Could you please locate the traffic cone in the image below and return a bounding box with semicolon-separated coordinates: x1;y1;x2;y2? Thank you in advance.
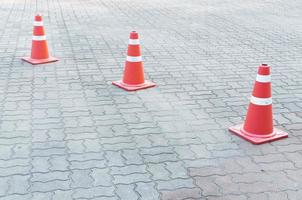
22;14;58;65
112;31;155;91
229;64;288;144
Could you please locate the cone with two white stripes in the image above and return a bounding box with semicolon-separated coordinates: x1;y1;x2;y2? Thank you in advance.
229;64;288;144
22;14;58;65
112;31;155;91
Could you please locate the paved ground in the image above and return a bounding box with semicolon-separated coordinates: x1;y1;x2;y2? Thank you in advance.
0;0;302;199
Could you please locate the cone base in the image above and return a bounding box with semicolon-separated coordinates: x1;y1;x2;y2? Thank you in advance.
229;124;288;145
22;56;58;65
112;80;156;91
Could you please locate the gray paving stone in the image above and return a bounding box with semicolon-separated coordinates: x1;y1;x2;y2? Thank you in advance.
122;149;143;165
113;173;151;184
49;155;69;171
147;163;170;181
31;192;53;200
105;151;125;167
84;139;102;152
69;152;104;161
70;159;106;170
52;190;73;200
91;168;112;187
72;186;115;199
135;182;160;200
144;153;179;163
194;176;222;196
0;165;31;177
111;165;147;175
115;184;139;200
0;145;12;160
210;194;248;200
67;140;85;154
157;178;196;190
0;177;10;196
31;157;51;173
31;180;71;192
165;161;188;179
90;197;118;200
161;188;202;200
32;148;66;157
0;194;32;200
173;145;197;160
31;171;69;182
71;169;93;188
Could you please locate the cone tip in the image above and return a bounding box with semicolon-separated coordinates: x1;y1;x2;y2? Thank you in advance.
258;64;270;75
35;14;42;21
130;31;139;39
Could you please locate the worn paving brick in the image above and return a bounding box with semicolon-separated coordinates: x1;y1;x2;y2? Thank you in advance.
72;186;115;199
71;169;93;188
161;188;203;200
135;182;160;200
147;163;170;181
165;161;188;179
52;190;73;200
0;177;10;196
31;180;71;192
157;178;196;190
113;173;151;184
91;168;112;187
115;184;139;200
111;164;147;175
31;192;53;200
70;159;106;170
122;149;143;165
31;171;69;182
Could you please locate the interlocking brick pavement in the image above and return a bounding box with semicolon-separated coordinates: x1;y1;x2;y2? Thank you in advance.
0;0;302;199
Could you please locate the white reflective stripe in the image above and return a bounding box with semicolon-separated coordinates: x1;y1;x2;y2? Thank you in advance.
250;96;272;106
32;35;46;41
126;56;142;62
256;74;271;83
33;21;44;26
128;39;140;45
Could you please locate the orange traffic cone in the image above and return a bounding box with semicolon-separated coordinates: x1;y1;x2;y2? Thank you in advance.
22;14;58;65
112;31;155;91
229;64;288;144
